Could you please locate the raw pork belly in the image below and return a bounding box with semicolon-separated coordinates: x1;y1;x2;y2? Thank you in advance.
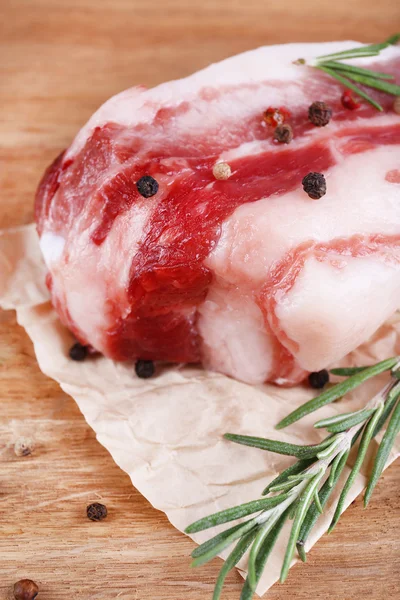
35;41;400;385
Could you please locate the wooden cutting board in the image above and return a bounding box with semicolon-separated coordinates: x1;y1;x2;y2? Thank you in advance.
1;1;399;598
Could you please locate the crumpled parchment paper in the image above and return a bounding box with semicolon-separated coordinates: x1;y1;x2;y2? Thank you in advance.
1;223;399;596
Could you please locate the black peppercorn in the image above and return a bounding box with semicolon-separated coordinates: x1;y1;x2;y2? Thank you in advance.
87;502;108;521
273;124;293;144
69;342;88;361
136;175;159;198
302;172;326;199
308;369;330;389
308;101;332;127
135;359;155;379
13;579;39;600
14;437;35;457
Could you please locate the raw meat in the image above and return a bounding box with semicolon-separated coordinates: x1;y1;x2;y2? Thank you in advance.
35;41;400;385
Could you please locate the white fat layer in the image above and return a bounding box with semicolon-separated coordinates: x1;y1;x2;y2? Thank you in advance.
49;202;152;352
39;232;65;267
219;140;270;163
275;257;400;371
197;281;275;384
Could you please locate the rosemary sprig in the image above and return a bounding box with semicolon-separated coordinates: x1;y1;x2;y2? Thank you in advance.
297;34;400;111
223;432;334;459
186;358;400;599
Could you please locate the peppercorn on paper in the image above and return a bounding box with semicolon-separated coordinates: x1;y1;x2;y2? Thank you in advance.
1;223;399;596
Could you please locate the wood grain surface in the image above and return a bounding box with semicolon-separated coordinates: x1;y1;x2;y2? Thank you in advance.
1;1;400;598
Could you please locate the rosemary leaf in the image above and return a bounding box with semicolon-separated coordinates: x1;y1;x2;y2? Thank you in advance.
316;66;384;111
313;490;323;514
330;366;368;376
351;426;364;447
288;472;315;482
212;529;258;600
262;458;315;495
315;408;368;428
329;403;385;532
247;514;280;590
364;399;400;506
316;435;342;459
373;382;400;436
319;60;395;80
191;522;245;558
191;519;257;567
385;33;400;45
281;471;324;582
297;541;307;563
268;480;301;493
240;509;290;600
325;408;376;434
288;497;300;520
328;448;349;487
316;49;382;62
185;494;288;534
296;449;350;557
337;70;400;95
276;357;398;429
224;433;333;459
315;34;399;62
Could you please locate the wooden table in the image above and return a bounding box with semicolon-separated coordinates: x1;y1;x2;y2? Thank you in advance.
1;1;399;598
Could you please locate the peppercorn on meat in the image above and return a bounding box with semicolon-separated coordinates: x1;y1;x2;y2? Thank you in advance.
35;41;400;385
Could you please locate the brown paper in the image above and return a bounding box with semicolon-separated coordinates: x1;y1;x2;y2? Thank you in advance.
1;223;399;596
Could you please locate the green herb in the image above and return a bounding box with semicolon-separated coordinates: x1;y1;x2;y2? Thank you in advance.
212;529;257;600
314;407;376;432
186;494;289;535
276;356;398;429
240;509;290;600
262;458;315;495
330;365;368;376
365;385;400;505
186;358;400;599
223;432;334;459
328;401;384;532
296;34;400;111
297;448;350;560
